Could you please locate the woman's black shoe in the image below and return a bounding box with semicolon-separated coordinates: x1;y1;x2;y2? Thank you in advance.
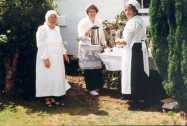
121;95;132;100
128;100;145;110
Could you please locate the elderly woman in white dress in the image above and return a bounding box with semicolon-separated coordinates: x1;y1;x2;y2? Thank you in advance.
78;4;106;96
116;0;150;108
36;10;71;107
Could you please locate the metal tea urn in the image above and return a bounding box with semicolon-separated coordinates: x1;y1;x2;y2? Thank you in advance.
90;25;100;45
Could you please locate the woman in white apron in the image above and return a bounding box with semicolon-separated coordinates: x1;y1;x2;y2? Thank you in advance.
78;4;106;96
36;10;71;107
116;0;150;108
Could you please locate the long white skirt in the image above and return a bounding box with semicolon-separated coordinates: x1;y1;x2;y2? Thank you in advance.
36;47;71;97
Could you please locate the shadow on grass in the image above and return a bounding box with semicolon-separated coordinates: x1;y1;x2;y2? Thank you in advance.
0;71;173;116
0;82;108;116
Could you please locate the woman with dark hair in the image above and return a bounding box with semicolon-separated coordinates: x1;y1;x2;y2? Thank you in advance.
78;4;106;96
115;0;150;108
86;4;99;14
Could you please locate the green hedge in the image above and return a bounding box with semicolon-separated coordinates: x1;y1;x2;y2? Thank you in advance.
150;0;187;105
0;0;54;98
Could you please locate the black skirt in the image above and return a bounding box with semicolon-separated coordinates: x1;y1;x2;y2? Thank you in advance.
131;43;149;101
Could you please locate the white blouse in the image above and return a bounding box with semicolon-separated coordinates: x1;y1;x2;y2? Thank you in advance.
36;24;67;59
123;16;147;45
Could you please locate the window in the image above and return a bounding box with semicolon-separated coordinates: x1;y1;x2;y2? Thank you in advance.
138;0;150;9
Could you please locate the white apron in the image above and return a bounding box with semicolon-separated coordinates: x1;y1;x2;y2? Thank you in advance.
121;16;149;94
121;41;149;94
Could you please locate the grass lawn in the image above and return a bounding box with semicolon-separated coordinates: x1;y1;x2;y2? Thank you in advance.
0;76;186;126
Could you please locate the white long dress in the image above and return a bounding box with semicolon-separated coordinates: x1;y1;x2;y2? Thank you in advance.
36;24;71;97
121;16;149;94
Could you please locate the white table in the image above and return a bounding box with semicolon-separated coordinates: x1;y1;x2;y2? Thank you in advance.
99;47;124;71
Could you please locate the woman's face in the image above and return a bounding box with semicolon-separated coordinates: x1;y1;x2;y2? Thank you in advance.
87;9;97;20
124;5;136;20
48;14;57;27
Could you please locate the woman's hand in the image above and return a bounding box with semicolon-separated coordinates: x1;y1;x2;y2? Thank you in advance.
43;59;51;69
115;39;127;45
85;29;92;37
64;54;70;63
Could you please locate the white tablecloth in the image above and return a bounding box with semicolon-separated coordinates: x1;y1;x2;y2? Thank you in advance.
99;47;124;71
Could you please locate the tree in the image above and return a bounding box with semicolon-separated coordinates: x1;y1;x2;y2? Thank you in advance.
179;0;187;103
164;0;184;97
149;0;169;79
0;34;7;91
150;0;187;105
0;0;54;97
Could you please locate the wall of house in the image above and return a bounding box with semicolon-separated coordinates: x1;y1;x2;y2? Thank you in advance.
55;0;124;56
